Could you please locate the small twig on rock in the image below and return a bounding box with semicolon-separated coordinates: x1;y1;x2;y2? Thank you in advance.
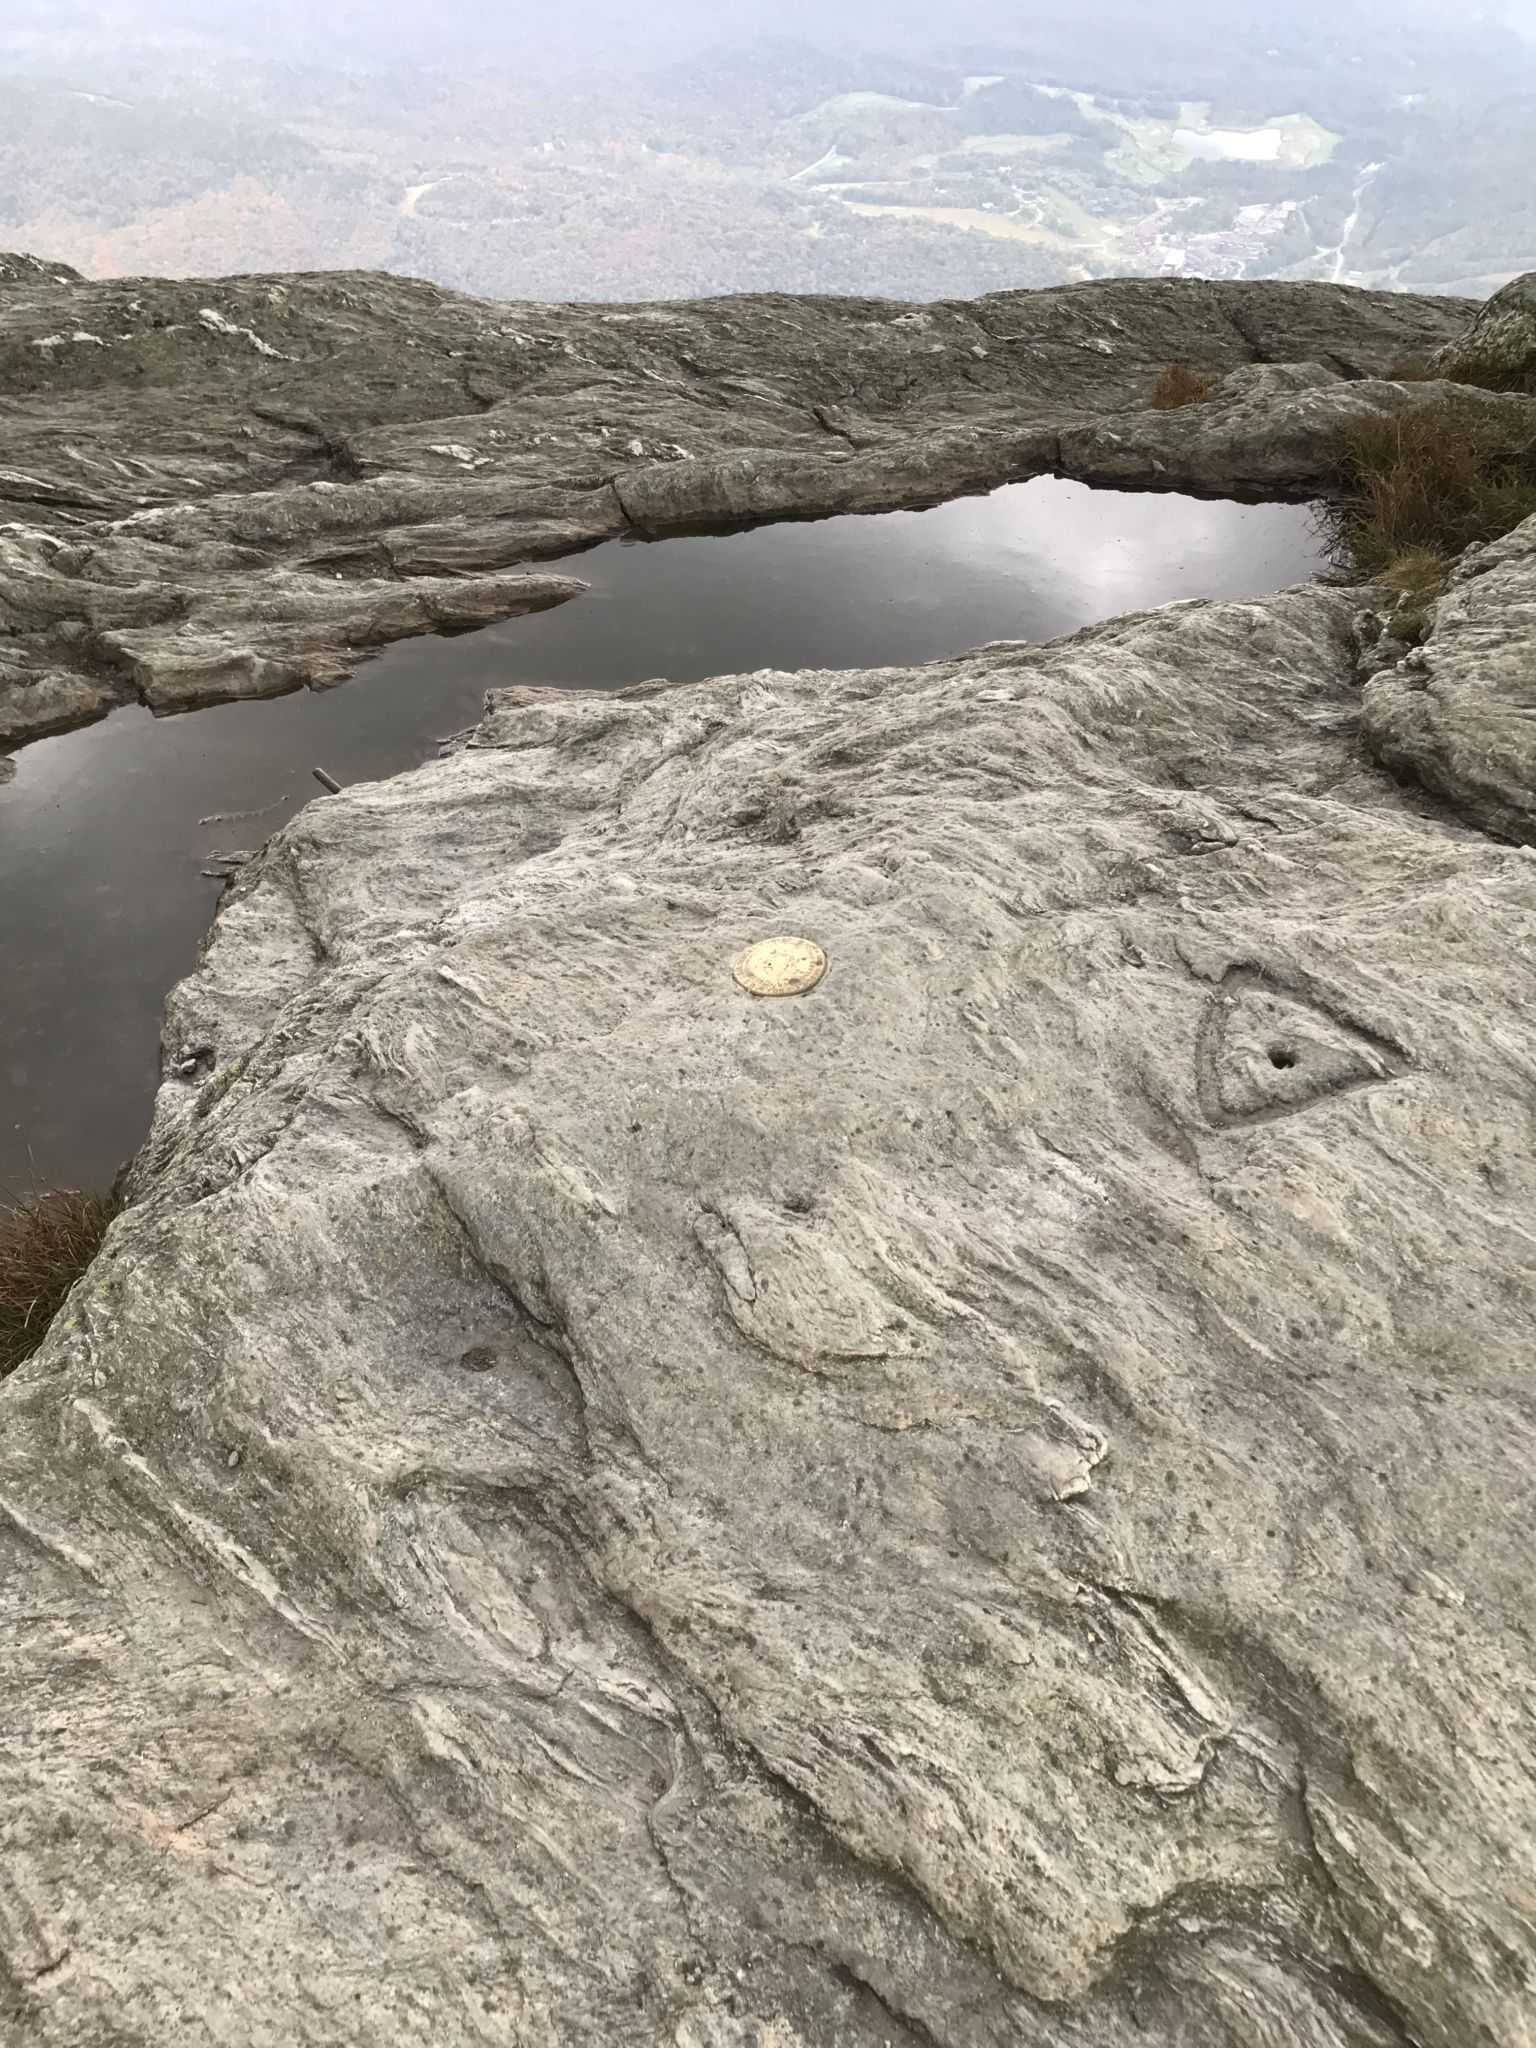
198;795;287;826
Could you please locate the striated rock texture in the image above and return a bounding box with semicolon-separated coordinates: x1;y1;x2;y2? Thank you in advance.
0;260;1503;751
5;529;1536;2043
1363;512;1536;842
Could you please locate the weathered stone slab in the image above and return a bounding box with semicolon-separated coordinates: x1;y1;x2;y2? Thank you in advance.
0;266;1494;751
5;575;1534;2046
1364;512;1536;842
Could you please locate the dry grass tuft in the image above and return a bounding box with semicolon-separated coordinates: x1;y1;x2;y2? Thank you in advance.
1390;343;1536;397
1437;346;1536;398
1316;404;1536;619
0;1187;116;1381
1148;363;1218;410
1376;545;1452;602
1374;545;1454;643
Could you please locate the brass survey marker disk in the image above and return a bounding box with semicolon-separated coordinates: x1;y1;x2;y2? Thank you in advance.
732;936;828;998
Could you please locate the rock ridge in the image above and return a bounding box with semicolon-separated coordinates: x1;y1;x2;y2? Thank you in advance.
5;521;1536;2042
3;264;1536;2046
0;264;1500;751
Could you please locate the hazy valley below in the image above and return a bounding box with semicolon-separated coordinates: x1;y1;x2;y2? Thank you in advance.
2;0;1533;302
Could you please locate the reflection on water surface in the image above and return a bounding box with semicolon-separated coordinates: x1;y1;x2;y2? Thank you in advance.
0;478;1324;1189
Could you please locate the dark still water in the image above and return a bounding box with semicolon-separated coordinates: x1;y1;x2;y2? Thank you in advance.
0;479;1325;1192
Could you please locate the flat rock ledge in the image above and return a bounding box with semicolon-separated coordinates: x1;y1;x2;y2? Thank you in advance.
0;263;1513;753
5;528;1536;2045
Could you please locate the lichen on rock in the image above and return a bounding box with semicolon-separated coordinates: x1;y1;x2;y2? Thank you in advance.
1430;267;1536;392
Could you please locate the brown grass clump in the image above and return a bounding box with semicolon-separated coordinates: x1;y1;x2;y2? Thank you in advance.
1316;404;1536;610
0;1187;115;1381
1437;346;1536;398
1148;363;1218;410
1376;545;1452;602
1386;351;1535;395
1374;545;1454;643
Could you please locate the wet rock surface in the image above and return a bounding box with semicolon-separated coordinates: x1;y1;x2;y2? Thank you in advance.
0;263;1491;752
5;551;1536;2042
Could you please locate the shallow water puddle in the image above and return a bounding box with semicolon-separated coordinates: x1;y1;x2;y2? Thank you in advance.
0;478;1324;1189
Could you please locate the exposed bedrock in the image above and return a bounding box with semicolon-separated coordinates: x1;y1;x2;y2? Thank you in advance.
0;263;1514;752
1363;511;1536;842
1430;268;1536;392
5;553;1536;2044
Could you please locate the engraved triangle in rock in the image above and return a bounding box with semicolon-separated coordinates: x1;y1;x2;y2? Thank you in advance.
1198;974;1406;1128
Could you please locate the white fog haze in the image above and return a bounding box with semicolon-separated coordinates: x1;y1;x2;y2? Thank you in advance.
0;0;1532;301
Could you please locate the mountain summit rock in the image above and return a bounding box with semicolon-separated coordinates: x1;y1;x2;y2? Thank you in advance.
2;266;1535;2048
0;263;1484;751
1432;266;1536;391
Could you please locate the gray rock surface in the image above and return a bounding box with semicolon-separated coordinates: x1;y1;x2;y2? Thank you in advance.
1430;268;1536;391
0;263;1500;755
1364;512;1536;841
5;549;1536;2042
